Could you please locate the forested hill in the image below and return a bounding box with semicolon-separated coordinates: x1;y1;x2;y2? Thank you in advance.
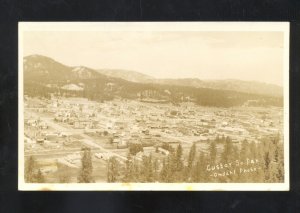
152;78;283;97
23;55;283;107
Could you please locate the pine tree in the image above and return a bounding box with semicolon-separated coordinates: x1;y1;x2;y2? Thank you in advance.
168;153;177;182
123;154;134;182
188;143;196;169
191;160;200;182
249;141;257;159
247;141;260;183
276;158;284;183
141;155;154;182
133;159;142;182
238;140;250;182
36;169;45;183
209;140;217;165
271;135;284;183
221;136;233;163
186;143;198;182
263;151;271;182
255;141;266;182
240;139;249;159
269;161;280;182
25;156;36;183
160;159;168;182
152;158;160;181
78;147;93;183
230;145;240;182
175;144;183;171
193;152;209;182
107;156;119;183
276;140;284;182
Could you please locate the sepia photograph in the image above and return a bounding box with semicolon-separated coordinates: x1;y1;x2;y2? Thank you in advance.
18;22;289;191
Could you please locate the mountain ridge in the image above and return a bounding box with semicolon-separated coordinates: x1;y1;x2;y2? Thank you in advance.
152;78;282;97
23;55;283;108
24;54;282;97
97;69;155;83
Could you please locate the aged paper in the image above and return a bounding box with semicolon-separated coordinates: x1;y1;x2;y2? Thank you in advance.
18;22;289;191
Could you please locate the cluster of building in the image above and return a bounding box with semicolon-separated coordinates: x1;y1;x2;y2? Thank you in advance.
24;96;283;153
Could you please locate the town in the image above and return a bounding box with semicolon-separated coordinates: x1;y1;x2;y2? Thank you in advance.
24;95;283;183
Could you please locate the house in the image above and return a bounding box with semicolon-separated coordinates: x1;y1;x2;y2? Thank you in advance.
38;122;48;129
74;119;93;129
157;147;169;156
36;137;44;144
45;133;59;142
26;119;37;127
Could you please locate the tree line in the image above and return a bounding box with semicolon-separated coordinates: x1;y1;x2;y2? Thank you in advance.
24;79;283;108
24;134;283;183
106;134;284;183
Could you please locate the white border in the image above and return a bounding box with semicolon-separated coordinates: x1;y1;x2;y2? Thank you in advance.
18;22;290;191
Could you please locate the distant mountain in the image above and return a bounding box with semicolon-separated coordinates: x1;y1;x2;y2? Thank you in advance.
24;55;106;83
97;69;154;83
152;78;283;97
94;69;282;97
23;55;283;108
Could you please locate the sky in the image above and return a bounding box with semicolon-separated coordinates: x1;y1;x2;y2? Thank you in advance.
23;31;284;86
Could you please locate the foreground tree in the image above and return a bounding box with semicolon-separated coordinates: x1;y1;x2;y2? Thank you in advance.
107;157;120;183
36;169;45;183
141;155;154;182
220;136;234;163
25;156;36;183
160;159;169;182
25;156;45;183
123;154;134;182
188;143;196;169
209;140;217;165
191;152;209;182
175;144;183;171
78;147;93;183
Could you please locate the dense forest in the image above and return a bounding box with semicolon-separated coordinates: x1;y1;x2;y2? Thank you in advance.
24;81;283;108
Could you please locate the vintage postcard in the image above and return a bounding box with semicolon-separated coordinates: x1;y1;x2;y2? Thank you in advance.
18;22;289;191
